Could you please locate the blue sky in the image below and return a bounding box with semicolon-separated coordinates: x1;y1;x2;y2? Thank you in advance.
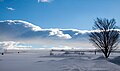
0;0;120;30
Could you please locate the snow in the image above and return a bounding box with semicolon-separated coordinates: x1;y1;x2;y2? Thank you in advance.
0;49;120;71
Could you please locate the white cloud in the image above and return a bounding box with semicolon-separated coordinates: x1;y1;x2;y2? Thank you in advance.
38;0;53;3
13;20;42;31
49;29;72;39
0;41;32;49
0;41;19;49
6;7;15;11
1;20;42;31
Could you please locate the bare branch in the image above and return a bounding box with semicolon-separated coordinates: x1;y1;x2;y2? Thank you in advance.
89;18;120;58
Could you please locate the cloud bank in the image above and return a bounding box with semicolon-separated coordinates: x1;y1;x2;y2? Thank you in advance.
0;20;42;31
0;20;119;49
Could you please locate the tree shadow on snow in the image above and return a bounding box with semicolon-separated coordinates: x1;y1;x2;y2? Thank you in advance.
108;56;120;66
0;59;2;61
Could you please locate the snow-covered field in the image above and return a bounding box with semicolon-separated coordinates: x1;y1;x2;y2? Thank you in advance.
0;49;120;71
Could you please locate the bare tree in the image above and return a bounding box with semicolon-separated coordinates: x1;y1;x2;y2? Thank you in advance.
89;18;120;58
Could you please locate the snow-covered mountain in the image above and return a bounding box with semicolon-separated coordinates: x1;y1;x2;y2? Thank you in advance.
0;20;92;40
